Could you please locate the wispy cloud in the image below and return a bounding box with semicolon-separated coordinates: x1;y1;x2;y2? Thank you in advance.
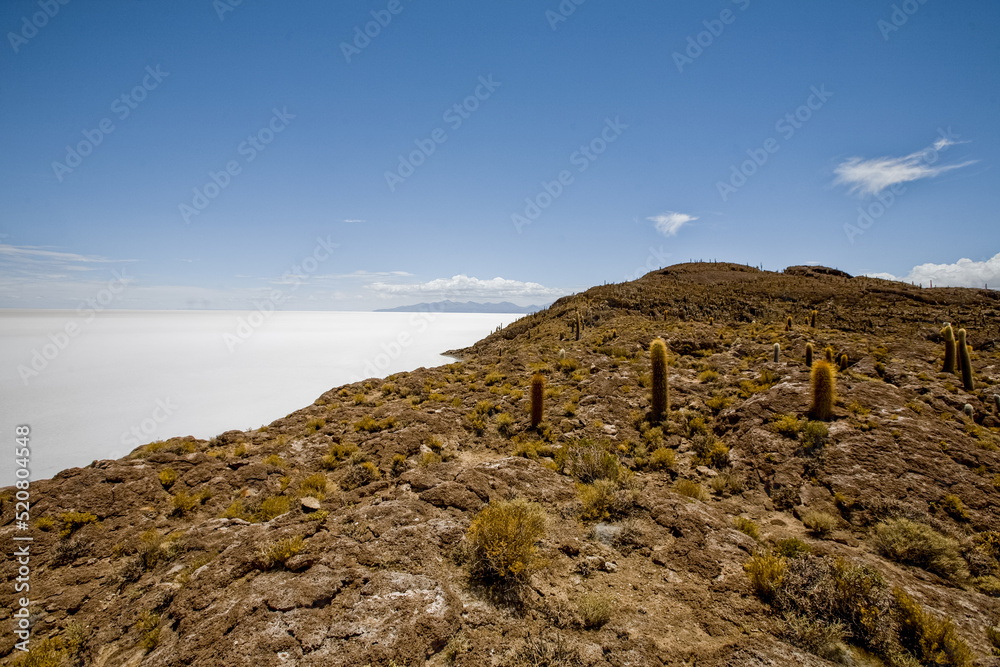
866;252;1000;288
833;136;976;196
647;212;697;237
0;243;132;266
342;219;366;223
368;274;565;299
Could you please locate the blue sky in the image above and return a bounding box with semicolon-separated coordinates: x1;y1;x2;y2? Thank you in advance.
1;0;998;310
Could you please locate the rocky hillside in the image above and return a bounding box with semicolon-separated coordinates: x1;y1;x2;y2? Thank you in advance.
3;262;1000;666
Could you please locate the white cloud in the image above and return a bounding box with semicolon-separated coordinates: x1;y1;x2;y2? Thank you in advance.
342;219;365;223
866;252;1000;288
833;136;976;196
368;274;565;299
647;212;697;237
861;271;899;281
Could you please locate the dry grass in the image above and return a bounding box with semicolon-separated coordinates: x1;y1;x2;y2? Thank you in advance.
466;498;546;589
674;479;708;501
874;518;969;581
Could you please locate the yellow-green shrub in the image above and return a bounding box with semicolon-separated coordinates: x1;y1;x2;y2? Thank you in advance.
744;551;786;601
466;499;545;584
158;468;177;489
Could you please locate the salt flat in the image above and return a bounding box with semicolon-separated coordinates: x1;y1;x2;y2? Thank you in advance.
0;310;519;484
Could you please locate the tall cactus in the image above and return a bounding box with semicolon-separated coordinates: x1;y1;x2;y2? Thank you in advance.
785;316;793;332
530;373;545;428
809;310;818;328
809;360;836;421
773;343;780;363
650;338;669;423
825;347;834;363
958;329;974;391
942;324;956;374
575;310;583;341
839;354;848;371
805;342;814;368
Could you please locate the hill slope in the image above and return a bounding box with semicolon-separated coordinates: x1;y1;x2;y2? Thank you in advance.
3;262;1000;666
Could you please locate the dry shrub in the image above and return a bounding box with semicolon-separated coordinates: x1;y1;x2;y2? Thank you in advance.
801;510;838;537
578;479;635;521
299;472;327;498
744;551;787;602
894;588;973;667
565;440;625;483
734;516;759;540
874;518;969;581
782;613;851;664
466;498;546;590
578;593;613;629
341;461;382;490
674;479;708;501
648;446;676;471
256;535;304;569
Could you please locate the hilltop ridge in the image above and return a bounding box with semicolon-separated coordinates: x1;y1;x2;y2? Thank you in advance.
2;262;999;666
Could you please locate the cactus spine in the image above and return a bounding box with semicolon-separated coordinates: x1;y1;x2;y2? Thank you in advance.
942;324;956;374
650;338;669;423
958;329;974;391
530;373;545;428
805;342;814;368
809;360;836;421
773;343;780;363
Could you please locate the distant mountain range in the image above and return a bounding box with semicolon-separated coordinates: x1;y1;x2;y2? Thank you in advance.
375;300;547;314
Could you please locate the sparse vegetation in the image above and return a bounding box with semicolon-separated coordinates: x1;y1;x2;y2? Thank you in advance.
256;535;304;569
674;479;708;501
578;592;613;629
874;518;968;581
466;498;546;591
800;510;837;537
734;516;759;540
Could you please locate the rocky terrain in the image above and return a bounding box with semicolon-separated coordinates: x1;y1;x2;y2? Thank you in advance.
3;262;1000;666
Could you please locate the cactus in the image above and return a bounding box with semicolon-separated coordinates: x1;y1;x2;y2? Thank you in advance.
530;373;545;428
825;347;834;363
785;316;792;332
941;324;956;374
650;338;669;423
809;360;836;421
708;317;714;325
958;329;974;391
773;343;780;363
809;310;818;328
994;394;1000;414
805;342;814;368
575;310;583;341
963;403;974;418
839;354;848;371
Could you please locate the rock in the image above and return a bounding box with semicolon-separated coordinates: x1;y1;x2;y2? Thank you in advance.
300;497;322;511
419;482;483;512
592;522;622;546
399;468;441;491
